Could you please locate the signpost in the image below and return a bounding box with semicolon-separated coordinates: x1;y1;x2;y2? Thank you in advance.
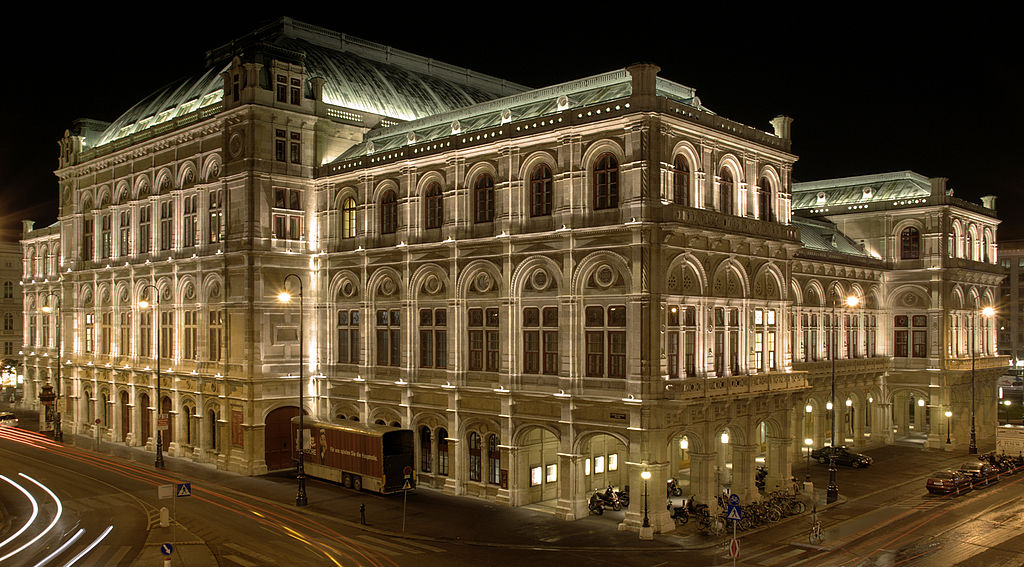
161;543;173;567
401;465;413;533
176;482;191;497
726;494;741;567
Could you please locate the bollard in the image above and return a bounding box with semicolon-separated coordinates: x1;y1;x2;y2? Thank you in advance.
359;503;366;525
159;506;169;528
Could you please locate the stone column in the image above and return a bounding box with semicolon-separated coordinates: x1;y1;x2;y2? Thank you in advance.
731;443;760;504
689;451;716;506
853;398;867;447
765;435;793;493
555;452;580;520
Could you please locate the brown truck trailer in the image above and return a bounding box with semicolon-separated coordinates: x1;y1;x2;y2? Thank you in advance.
291;417;415;493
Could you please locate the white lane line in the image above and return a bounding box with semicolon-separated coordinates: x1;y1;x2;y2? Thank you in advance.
353;536;405;556
31;529;84;567
223;554;259;567
399;539;447;553
0;474;40;560
63;525;113;567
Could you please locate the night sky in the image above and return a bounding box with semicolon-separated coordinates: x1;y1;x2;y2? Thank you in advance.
2;12;1019;243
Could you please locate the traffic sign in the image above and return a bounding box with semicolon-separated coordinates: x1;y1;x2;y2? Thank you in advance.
402;478;412;490
729;493;740;506
176;482;191;497
160;543;174;556
727;505;742;521
728;538;740;558
158;484;174;499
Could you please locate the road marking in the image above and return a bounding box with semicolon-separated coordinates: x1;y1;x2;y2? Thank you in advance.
224;554;259;567
757;547;807;566
398;539;446;553
355;535;414;555
100;545;132;566
224;541;276;562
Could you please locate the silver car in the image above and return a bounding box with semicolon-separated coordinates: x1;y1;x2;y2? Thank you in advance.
0;411;18;427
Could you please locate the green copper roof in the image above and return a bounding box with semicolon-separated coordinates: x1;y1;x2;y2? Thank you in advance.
792;171;932;210
793;216;872;258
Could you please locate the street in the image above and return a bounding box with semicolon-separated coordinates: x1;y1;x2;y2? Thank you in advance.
3;402;1024;567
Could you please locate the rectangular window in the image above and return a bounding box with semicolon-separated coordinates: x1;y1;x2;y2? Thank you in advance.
183;195;197;247
82;218;94;261
912;330;927;358
100;312;111;355
273;188;303;240
530;466;542;486
100;214;112;258
895;330;909;357
545;464;557;483
376;309;400;366
290;77;301;105
119;210;131;256
585;305;626;378
594;455;605;474
41;315;49;348
208;309;222;362
160;311;172;359
419;308;447;368
290;132;301;164
183;310;197;360
85;313;95;353
336;309;360;364
523;307;558;375
138;205;151;254
275;129;286;162
159;201;173;250
139;311;151;358
608;453;618;471
276;75;287;103
468;307;499;372
209;189;223;243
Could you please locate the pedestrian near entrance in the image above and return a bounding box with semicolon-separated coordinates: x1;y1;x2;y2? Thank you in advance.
360;503;366;525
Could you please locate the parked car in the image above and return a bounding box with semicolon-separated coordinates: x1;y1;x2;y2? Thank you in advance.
0;411;18;427
809;446;873;468
957;461;999;487
926;470;973;495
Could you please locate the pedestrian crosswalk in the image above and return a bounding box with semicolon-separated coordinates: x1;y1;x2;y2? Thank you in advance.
218;535;446;565
728;541;826;566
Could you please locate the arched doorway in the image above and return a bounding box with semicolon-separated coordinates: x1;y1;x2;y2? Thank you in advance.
517;426;560;507
119;391;130;442
265;406;303;471
668;433;693;501
161;396;173;451
140;393;151;446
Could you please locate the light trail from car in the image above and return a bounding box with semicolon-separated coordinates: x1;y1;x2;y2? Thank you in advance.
0;473;67;561
62;524;113;566
0;473;40;559
31;529;84;567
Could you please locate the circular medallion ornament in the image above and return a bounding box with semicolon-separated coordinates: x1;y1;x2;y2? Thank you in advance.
475;272;492;293
208;163;220;181
341;279;356;297
530;268;549;291
594;265;615;288
229;133;243;157
380;277;396;296
424;275;441;295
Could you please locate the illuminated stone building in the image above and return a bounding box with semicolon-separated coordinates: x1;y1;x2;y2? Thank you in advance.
20;18;1004;532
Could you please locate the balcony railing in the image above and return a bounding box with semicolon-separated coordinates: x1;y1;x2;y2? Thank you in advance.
669;370;808;401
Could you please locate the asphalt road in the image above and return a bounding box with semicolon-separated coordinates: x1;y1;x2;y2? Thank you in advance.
3;402;1023;567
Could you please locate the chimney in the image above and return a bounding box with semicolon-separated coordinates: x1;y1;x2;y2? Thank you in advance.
981;195;997;210
626;63;660;104
929;177;948;197
770;115;794;141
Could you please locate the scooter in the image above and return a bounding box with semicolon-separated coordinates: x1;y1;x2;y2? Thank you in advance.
588;492;606;515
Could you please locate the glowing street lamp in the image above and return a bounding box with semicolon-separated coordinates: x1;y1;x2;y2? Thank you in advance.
944;410;952;444
278;274;308;507
640;468;651;529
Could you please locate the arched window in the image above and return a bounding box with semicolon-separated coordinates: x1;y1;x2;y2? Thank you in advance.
530;164;553;217
425;183;443;229
966;231;974;261
380;190;398;234
420;426;432;472
719;168;734;215
487;434;501;485
474;174;494;223
468;431;482;481
341;197;356;239
758;176;773;221
673;155;690;206
593;154;618;210
438;427;449;476
901;227;920;260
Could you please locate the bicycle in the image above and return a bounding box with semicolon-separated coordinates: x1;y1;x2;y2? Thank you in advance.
808;510;824;545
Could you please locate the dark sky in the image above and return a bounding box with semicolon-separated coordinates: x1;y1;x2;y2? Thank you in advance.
3;11;1019;242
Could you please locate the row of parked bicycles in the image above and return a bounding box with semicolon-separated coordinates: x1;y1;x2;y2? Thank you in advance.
668;488;807;535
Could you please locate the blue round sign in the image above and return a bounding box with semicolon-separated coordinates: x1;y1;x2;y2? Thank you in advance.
729;493;740;506
161;543;174;556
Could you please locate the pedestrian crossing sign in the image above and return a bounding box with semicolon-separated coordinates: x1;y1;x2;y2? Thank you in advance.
727;505;742;521
176;482;192;497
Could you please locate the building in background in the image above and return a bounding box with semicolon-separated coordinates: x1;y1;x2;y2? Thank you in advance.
1;240;24;397
997;240;1024;367
19;18;1006;532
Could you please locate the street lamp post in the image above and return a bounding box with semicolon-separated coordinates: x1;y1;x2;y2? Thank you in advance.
278;274;308;507
640;468;651;528
969;306;995;455
139;284;164;469
804;438;813;482
41;293;62;442
945;410;952;444
827;289;858;505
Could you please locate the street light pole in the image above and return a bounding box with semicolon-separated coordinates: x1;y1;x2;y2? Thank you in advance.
826;289;858;505
640;469;651;528
140;284;164;469
804;438;813;482
42;293;62;442
945;410;952;444
279;274;308;507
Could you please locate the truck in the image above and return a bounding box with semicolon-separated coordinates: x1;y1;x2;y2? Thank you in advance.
291;416;415;494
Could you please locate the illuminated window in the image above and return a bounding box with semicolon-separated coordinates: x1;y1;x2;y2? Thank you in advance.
341;198;357;239
719;168;734;215
209;189;223;244
594;455;605;474
530;466;542;486
183;195;197;247
585;458;591;476
593;154;618;210
673;155;689;206
608;454;618;471
546;464;557;483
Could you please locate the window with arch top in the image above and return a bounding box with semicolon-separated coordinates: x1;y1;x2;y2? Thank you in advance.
425;183;443;229
341;197;356;239
673;155;690;206
758;177;773;221
381;190;398;234
593;154;619;210
530;164;553;217
468;431;482;482
474;174;495;223
719;168;734;215
900;227;920;260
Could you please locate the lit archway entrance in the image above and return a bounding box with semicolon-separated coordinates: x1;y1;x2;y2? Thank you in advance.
517;426;560;510
577;433;628;521
668;433;692;502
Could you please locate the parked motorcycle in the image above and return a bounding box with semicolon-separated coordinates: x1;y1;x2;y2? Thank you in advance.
667;498;691;525
755;465;768;489
595;486;622;511
666;477;683;498
613;485;630;507
588;492;605;515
